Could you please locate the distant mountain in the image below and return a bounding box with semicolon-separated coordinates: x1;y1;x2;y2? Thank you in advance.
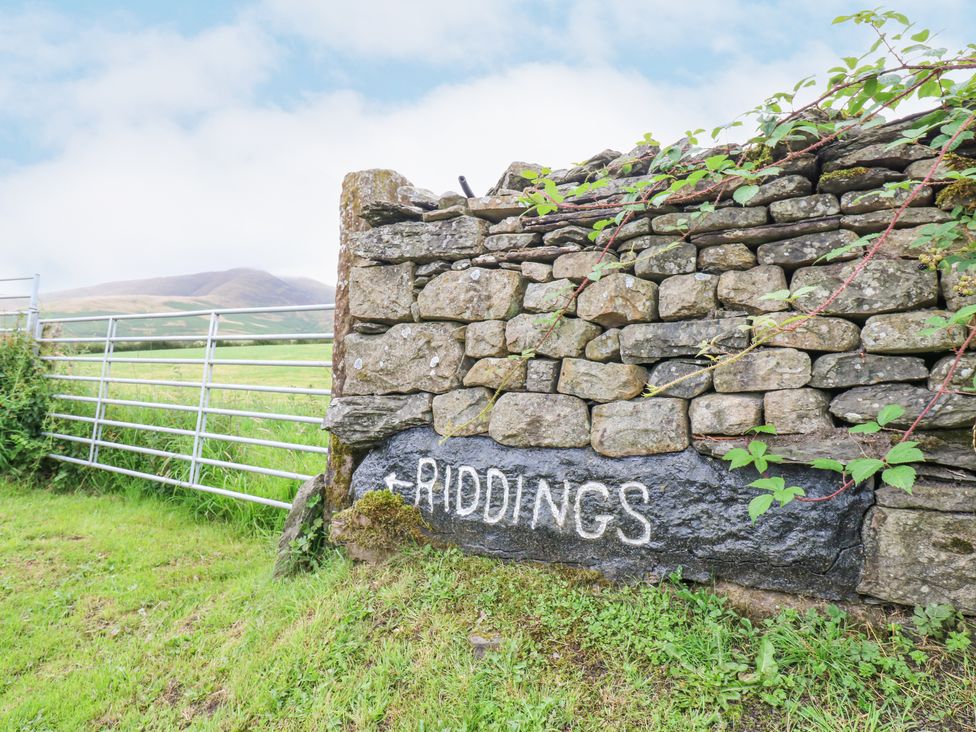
45;268;335;311
42;268;336;339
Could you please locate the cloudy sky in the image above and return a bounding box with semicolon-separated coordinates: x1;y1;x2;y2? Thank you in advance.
3;1;976;292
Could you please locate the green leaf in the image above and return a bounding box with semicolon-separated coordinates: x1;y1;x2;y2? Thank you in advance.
732;185;760;206
911;28;930;42
723;448;753;470
748;424;777;435
748;494;775;523
877;404;906;427
882;465;917;492
755;636;779;680
849;422;881;434
885;441;925;465
750;477;785;492
811;458;845;473
847;458;885;485
758;289;792;301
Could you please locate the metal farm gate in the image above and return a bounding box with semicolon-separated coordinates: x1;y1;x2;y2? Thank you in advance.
0;274;41;337
36;303;335;510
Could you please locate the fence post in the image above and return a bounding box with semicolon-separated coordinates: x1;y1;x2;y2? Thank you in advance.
189;312;219;485
26;273;40;338
89;317;117;465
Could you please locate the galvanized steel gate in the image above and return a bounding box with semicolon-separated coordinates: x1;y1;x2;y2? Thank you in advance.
36;303;335;510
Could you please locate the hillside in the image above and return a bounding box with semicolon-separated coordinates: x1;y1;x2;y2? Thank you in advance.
42;269;335;338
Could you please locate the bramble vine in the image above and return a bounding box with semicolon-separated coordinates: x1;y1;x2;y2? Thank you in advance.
445;9;976;520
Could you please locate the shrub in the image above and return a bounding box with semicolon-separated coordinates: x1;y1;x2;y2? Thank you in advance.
0;331;51;476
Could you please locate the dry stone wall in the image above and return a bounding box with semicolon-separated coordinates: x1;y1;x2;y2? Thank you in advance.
324;116;976;610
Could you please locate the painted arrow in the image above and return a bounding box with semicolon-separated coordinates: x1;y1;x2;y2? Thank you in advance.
384;472;414;491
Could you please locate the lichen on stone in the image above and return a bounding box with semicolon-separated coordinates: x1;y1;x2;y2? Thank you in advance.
329;489;428;562
935;179;976;213
817;166;870;185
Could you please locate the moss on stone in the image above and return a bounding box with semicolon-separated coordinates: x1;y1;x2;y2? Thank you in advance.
330;489;428;557
935;179;976;213
817;166;870;185
943;152;976;172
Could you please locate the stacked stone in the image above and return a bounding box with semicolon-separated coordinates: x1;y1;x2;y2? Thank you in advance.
330;131;975;483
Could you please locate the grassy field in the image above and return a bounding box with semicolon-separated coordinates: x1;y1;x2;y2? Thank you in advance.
1;479;975;731
45;343;332;531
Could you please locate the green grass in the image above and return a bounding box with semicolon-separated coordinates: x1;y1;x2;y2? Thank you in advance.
1;480;974;731
45;343;332;533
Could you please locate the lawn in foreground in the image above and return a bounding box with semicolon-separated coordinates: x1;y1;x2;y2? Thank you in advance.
1;480;973;731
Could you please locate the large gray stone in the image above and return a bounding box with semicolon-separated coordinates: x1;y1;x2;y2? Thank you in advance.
349;263;415;323
809;353;928;389
274;473;327;578
748;175;812;205
763;388;833;434
697;243;757;273
875;479;976;513
713;348;811;392
646;359;712;398
485;233;540;252
543;226;591;246
904;156;966;181
432;388;493;437
585;329;621;362
467;195;526;222
839;185;933;214
557;358;648;403
790;260;938;316
928;354;976;391
417;268;524;322
859;507;976;614
505;313;602;359
690;216;840;248
689;393;764;435
633;242;697;280
717;265;789;314
757;312;861;352
577;273;659;327
520;261;553;282
524;279;577;315
351;216;488;263
344;322;467;395
652;207;767;235
861;311;969;353
465;320;507;358
591;398;689;457
595;217;653;247
323;394;433;447
526;358;560;393
818;166;905;194
840;207;952;234
351;426;872;598
829;383;976;429
756;230;861;269
821;142;933;172
620;318;750;362
552;251;618;282
769;194;840;223
463;357;527;391
657;273;718;321
488;393;590;448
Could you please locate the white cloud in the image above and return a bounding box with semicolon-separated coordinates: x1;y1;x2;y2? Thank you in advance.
259;0;523;64
2;0;969;293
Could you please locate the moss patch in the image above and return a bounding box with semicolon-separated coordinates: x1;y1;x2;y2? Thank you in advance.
330;490;428;559
818;166;870;184
944;152;976;172
936;179;976;213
